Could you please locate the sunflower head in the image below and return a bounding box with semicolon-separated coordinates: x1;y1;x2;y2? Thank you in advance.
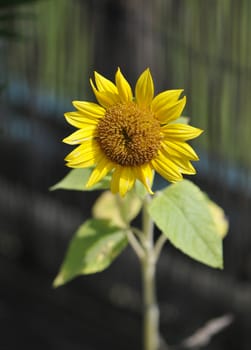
63;68;203;196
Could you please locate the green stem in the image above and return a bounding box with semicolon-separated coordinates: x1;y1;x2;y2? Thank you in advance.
126;229;145;260
141;195;160;350
154;233;168;261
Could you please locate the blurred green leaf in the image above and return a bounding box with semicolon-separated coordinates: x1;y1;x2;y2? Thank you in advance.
93;190;142;227
149;180;223;268
50;168;111;192
205;195;229;238
134;179;148;200
53;219;128;287
171;116;189;125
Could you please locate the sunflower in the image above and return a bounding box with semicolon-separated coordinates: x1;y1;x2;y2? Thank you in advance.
63;68;203;196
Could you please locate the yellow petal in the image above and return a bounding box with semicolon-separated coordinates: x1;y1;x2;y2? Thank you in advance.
90;79;120;108
161;123;203;141
162;140;199;161
94;71;118;93
72;101;105;118
134;163;154;194
66;156;97;169
65;141;100;168
174;159;196;175
135;68;154;108
64;111;99;128
159;148;196;175
63;126;97;145
152;157;183;183
86;157;114;188
119;167;136;196
151;89;183;113
111;166;135;197
154;96;186;124
115;68;133;102
65;140;96;160
110;167;122;194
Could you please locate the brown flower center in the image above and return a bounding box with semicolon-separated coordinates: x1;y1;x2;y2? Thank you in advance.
96;102;161;166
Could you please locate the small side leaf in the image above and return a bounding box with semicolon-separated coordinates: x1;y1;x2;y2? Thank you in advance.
50;168;111;191
93;190;142;227
149;180;223;268
53;219;128;287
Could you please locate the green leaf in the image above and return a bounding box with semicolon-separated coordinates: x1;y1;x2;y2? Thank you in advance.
204;195;229;238
149;180;223;268
50;168;111;191
171;116;189;124
53;219;128;287
134;180;148;200
93;190;142;227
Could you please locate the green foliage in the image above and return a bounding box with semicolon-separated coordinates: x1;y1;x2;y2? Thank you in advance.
53;219;128;287
134;179;148;200
204;194;228;238
50;168;111;191
171;116;189;124
93;190;142;228
148;180;223;268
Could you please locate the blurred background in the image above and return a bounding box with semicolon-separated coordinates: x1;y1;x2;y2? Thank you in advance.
1;0;251;349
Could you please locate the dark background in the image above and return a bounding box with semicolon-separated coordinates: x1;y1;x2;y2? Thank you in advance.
1;0;251;349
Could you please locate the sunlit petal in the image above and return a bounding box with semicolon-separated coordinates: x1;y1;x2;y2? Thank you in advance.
111;166;136;196
162;140;199;161
65;140;97;160
151;89;183;113
134;163;154;194
65;141;100;168
94;71;118;93
154;96;186;124
86;157;114;188
66;156;96;169
90;79;120;108
173;159;196;175
110;167;121;194
63;126;97;145
72;101;105;117
118;167;136;197
115;68;133;102
161;123;203;141
152;157;183;183
64;111;99;128
159;148;196;175
135;68;154;108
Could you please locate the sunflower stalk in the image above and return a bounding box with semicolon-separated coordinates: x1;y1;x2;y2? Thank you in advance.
141;194;160;350
125;229;145;260
154;233;168;261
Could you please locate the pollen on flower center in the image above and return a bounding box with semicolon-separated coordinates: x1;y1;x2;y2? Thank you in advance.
96;102;162;166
